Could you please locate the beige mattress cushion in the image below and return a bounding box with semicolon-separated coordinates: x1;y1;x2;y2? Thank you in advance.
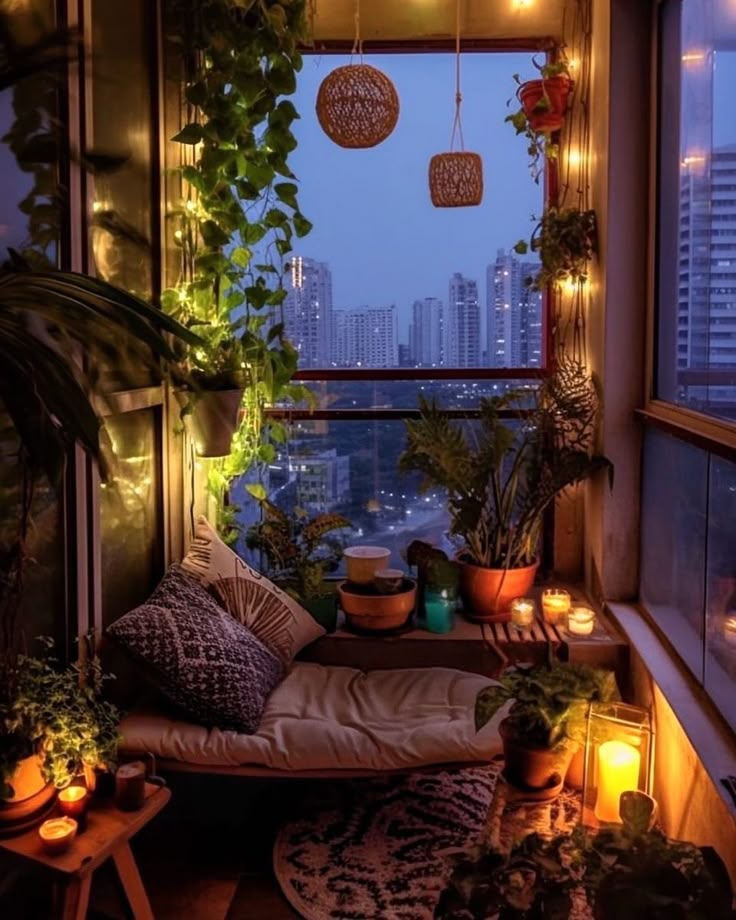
119;662;506;771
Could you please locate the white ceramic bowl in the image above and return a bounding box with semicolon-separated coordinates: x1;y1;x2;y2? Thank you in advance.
344;546;391;584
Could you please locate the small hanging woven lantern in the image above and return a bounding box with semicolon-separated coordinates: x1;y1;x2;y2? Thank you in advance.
316;63;399;149
428;0;483;208
429;152;483;207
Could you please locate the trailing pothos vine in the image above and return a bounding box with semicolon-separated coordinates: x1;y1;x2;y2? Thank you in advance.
163;0;313;539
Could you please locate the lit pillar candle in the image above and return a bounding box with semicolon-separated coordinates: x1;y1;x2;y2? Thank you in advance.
424;588;454;634
567;606;595;636
510;597;535;630
541;588;571;625
594;740;641;823
58;785;89;831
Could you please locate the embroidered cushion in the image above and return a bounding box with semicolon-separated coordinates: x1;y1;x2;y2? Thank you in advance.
180;515;325;665
107;566;283;733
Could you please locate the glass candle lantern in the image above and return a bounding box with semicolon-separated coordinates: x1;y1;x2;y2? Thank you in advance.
581;702;654;827
510;597;535;630
541;588;571;625
424;587;455;634
567;605;596;636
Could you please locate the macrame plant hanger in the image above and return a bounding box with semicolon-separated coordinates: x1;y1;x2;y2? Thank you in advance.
429;0;483;207
315;0;399;149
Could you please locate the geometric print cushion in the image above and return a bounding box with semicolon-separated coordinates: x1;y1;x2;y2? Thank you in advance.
180;515;325;666
106;565;284;734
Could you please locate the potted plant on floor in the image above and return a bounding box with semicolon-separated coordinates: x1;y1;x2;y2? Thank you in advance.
513;205;598;291
398;359;612;621
474;662;619;797
436;793;735;919
246;500;351;632
506;55;573;183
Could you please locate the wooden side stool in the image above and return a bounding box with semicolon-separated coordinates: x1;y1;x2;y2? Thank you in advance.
0;782;170;919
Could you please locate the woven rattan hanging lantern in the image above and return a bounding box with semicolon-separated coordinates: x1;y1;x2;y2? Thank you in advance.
429;0;483;207
315;2;399;149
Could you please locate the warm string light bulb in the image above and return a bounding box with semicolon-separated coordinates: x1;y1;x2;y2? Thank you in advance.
567;148;584;169
512;0;534;7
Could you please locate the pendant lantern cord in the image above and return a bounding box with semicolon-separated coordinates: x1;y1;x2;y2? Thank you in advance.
351;0;363;61
450;0;464;151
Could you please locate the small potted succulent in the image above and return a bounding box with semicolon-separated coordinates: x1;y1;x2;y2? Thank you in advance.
246;500;351;632
475;662;619;797
506;55;573;182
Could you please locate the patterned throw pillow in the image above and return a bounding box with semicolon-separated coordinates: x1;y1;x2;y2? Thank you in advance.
180;515;325;665
107;566;284;733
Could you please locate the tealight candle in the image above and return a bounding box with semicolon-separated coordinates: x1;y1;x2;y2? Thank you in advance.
58;784;89;831
724;615;736;648
567;606;595;636
424;588;455;634
38;816;77;853
541;588;571;625
510;597;535;630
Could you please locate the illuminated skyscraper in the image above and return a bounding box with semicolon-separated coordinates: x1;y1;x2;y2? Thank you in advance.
283;256;332;368
445;273;480;367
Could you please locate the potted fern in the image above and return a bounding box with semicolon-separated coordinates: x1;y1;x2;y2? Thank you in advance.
246;501;352;632
398;359;612;621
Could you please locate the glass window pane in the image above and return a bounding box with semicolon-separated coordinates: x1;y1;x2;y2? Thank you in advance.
100;410;161;626
657;0;736;420
640;428;707;680
287;53;544;371
705;455;736;730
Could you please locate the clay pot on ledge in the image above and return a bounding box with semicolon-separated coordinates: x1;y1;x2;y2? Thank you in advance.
0;753;56;836
185;387;244;458
518;76;572;133
499;718;574;801
338;578;417;633
458;557;538;623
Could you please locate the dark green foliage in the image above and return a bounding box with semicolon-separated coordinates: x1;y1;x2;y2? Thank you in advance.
399;360;612;569
514;207;598;291
474;662;619;748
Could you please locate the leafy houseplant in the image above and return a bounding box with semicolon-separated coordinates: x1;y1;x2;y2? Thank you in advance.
398;359;612;620
163;0;313;528
1;638;119;802
246;500;351;631
514;206;598;291
436;792;735;919
475;662;619;795
506;56;572;183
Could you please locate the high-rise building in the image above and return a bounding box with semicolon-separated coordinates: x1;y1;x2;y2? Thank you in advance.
283;256;332;368
487;250;543;368
445;273;480;367
409;297;444;366
677;145;736;412
332;306;398;368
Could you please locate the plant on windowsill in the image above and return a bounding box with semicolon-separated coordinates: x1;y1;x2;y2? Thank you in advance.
398;358;613;621
246;499;352;632
513;205;597;291
506;55;573;183
436;792;735;919
474;661;619;797
0;637;120;817
163;0;314;526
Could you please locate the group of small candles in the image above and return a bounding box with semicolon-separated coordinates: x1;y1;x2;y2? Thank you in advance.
510;588;596;635
37;784;90;853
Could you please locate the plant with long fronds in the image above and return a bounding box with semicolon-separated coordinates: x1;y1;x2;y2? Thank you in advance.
398;358;612;570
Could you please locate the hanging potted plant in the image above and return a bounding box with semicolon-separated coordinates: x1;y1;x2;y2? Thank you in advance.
506;56;573;182
398;359;612;621
514;206;598;291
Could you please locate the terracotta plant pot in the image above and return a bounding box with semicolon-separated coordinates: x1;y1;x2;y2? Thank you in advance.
0;754;56;837
565;745;585;790
188;388;244;458
518;76;572;133
458;558;538;622
338;578;416;632
499;718;574;799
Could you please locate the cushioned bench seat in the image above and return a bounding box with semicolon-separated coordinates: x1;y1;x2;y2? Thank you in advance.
119;662;505;777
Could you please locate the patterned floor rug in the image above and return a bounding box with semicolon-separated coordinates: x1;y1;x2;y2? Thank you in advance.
272;764;502;920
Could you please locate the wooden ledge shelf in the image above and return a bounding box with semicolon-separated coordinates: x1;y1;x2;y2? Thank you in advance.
298;588;629;688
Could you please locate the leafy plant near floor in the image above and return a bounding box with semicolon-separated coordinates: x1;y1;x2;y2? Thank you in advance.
513;206;597;291
163;0;314;536
436;793;735;919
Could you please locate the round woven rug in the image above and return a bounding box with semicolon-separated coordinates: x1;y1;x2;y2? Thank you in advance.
272;765;501;920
